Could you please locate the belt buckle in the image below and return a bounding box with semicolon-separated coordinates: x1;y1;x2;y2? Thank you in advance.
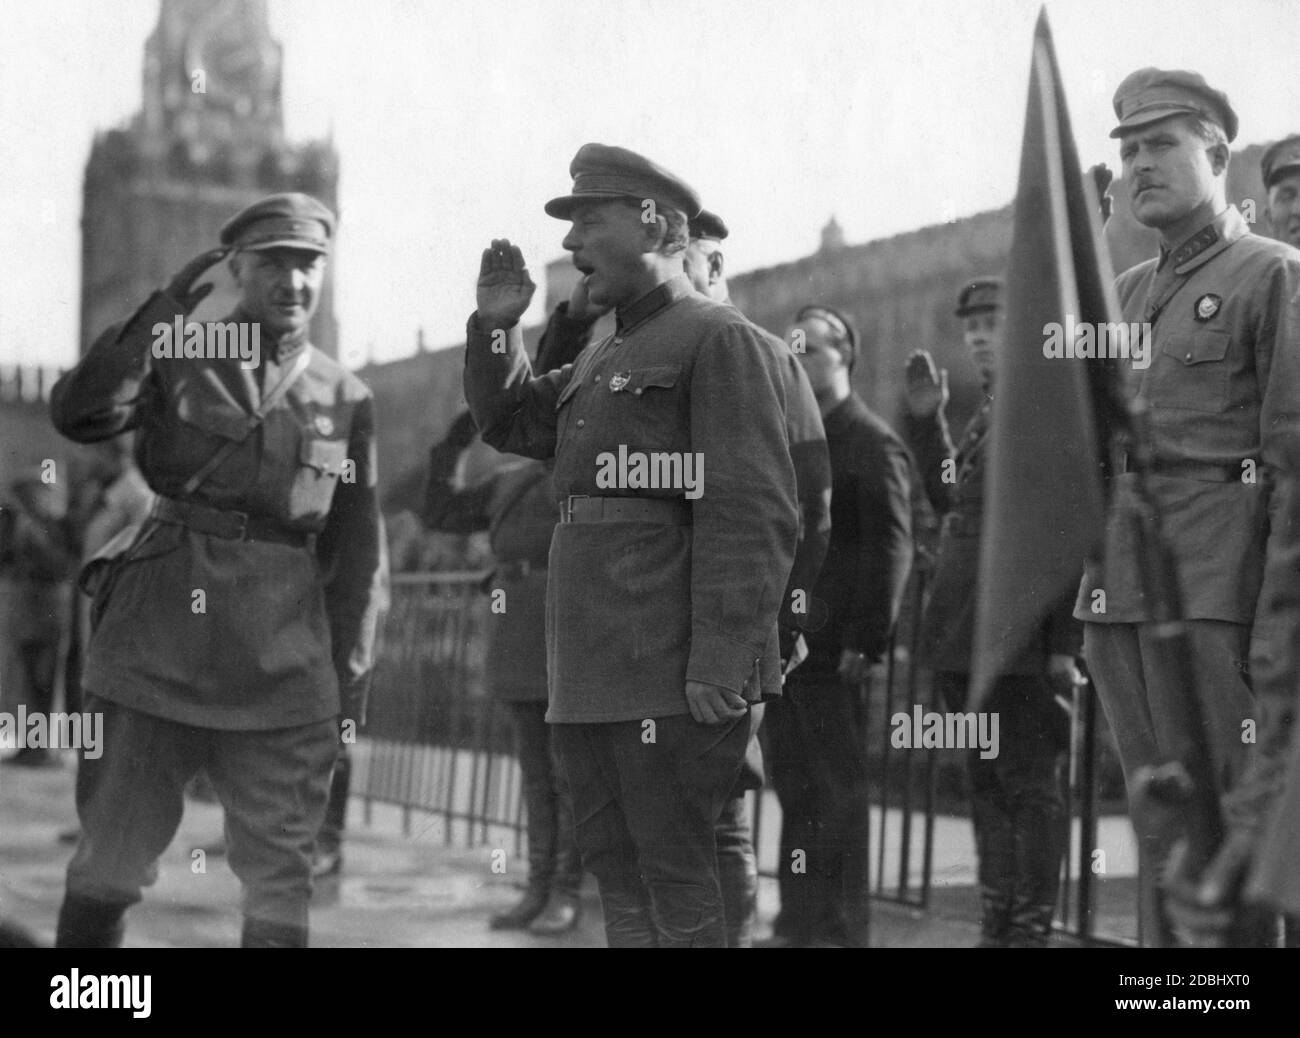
563;494;588;523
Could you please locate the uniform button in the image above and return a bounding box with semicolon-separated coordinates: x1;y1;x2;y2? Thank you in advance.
576;419;585;428
634;388;643;396
594;375;601;384
1185;352;1192;362
614;337;624;345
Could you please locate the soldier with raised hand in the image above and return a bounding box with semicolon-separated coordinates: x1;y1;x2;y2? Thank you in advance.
49;193;387;948
464;144;798;948
903;280;1079;948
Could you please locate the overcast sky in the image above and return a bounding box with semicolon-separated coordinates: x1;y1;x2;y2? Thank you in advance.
2;0;1299;370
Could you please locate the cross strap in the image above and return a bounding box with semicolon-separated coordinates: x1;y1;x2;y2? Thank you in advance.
181;348;312;496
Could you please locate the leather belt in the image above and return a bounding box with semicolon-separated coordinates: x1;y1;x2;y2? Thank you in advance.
560;495;692;525
1120;454;1253;483
152;496;311;547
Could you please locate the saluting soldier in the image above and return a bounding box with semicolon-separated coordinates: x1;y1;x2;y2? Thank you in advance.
464;144;798;948
50;193;388;948
1262;135;1300;249
1075;70;1300;945
904;279;1079;947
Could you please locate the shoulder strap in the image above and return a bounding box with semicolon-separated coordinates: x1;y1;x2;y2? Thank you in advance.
181;348;312;496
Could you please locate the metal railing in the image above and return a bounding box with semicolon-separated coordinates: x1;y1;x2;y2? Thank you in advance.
355;568;1133;944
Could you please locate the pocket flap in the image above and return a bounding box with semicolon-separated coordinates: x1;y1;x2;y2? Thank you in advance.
175;395;254;441
622;365;681;394
300;438;348;476
1162;330;1230;366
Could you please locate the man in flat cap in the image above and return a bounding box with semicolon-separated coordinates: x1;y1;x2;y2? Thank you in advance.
1075;69;1300;945
1262;135;1300;250
904;279;1079;947
464;144;798;947
49;192;388;948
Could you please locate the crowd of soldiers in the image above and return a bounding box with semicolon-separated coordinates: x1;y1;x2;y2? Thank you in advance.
5;61;1300;949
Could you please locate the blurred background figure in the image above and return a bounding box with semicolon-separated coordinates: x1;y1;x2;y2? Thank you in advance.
0;467;77;767
423;410;583;935
761;304;913;948
903;278;1078;947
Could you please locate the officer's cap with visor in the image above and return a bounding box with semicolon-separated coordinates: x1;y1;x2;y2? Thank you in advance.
220;193;336;255
1109;68;1238;142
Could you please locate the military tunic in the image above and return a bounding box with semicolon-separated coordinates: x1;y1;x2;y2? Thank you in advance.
463;274;798;724
1074;206;1300;629
908;396;1078;674
51;291;388;730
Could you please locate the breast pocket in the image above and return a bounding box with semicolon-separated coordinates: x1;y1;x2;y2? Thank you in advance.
289;438;348;521
1151;330;1231;413
611;364;683;449
172;395;257;492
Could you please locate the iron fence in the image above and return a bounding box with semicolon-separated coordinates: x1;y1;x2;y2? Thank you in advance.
355;568;1133;944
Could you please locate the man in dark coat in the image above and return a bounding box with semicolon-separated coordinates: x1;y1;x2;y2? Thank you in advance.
761;304;913;948
463;144;798;947
904;278;1079;947
49;193;388;948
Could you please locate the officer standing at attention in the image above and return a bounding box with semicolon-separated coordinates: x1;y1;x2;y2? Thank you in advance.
1075;70;1300;945
464;144;798;948
1262;135;1300;250
681;208;832;948
50;193;388;948
904;279;1080;947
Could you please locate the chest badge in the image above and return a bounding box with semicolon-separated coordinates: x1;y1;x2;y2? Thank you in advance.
1194;294;1222;322
313;414;335;436
609;372;631;392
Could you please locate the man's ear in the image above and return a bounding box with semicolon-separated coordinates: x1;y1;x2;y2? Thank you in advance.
1209;141;1230;177
641;213;669;254
708;249;725;286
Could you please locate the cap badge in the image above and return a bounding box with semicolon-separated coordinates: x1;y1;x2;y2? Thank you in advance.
1194;294;1222;322
314;414;335;436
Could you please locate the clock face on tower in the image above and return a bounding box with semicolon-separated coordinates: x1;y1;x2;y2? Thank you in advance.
182;0;278;120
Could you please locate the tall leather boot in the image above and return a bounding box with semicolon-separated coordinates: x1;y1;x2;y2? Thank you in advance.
313;746;350;879
714;795;757;947
528;780;583;936
491;742;556;930
970;773;1016;948
55;894;126;948
1005;754;1068;948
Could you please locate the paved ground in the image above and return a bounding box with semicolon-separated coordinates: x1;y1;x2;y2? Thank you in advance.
0;750;1137;948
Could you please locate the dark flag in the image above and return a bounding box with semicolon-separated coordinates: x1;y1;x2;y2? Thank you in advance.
968;8;1123;708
